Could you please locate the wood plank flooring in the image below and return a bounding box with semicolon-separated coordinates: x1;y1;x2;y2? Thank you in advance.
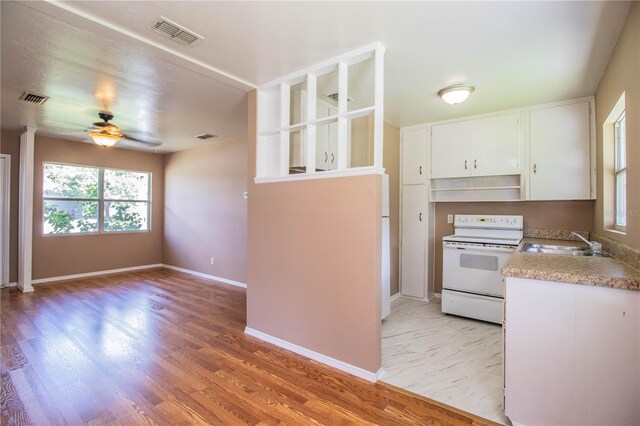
1;268;496;425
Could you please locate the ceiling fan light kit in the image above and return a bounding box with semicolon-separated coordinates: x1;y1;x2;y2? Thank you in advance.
89;131;121;147
438;84;475;105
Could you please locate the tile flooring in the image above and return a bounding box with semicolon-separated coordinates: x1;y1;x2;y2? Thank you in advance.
381;297;510;425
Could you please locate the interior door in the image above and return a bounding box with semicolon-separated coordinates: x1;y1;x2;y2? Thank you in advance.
401;185;426;299
431;120;472;178
0;155;8;286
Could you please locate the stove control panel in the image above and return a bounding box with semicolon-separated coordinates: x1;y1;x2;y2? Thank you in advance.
454;215;523;229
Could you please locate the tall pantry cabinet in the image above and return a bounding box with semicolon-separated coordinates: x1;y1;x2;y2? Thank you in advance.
400;126;434;301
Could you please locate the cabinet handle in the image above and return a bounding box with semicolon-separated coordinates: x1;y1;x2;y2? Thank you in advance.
464;160;468;170
331;153;335;163
419;166;422;175
419;212;422;222
533;163;537;174
325;152;328;162
474;159;477;169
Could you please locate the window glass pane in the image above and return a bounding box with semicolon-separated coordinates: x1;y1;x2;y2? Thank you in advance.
43;200;98;234
104;201;149;232
615;112;626;171
104;169;149;200
616;170;626;227
43;163;99;199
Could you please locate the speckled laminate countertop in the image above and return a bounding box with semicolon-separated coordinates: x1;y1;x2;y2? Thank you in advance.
502;238;640;291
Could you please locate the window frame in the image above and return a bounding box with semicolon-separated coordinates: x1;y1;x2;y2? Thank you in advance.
614;111;626;232
42;162;152;236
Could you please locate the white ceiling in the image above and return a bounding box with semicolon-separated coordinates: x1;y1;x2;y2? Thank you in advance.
1;1;632;152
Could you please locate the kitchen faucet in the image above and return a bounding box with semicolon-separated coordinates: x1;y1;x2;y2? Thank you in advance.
570;232;603;252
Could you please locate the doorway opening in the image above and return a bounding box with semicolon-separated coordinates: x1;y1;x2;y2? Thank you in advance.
0;154;10;287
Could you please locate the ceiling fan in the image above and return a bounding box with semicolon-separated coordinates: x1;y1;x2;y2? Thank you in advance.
88;111;160;148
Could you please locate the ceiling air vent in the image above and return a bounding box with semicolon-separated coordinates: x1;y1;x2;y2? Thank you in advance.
19;91;49;105
194;133;217;140
325;92;352;105
152;17;203;47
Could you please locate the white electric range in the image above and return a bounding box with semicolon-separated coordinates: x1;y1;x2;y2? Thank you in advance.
442;214;523;324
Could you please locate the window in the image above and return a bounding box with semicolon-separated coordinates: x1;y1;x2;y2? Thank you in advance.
43;163;150;235
614;111;626;229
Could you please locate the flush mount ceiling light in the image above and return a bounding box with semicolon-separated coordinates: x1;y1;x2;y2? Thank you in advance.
438;84;475;105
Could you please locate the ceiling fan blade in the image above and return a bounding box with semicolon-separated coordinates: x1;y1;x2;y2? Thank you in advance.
122;134;162;147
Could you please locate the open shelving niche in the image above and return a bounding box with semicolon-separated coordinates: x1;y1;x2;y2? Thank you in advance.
256;42;385;183
430;174;523;202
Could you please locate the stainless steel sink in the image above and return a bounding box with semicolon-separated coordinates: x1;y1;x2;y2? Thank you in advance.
520;243;610;257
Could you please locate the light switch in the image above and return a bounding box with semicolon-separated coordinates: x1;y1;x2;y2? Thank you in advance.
447;214;454;224
243;191;248;199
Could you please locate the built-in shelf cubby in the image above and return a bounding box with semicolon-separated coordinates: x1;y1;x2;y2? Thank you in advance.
256;43;385;183
430;174;523;202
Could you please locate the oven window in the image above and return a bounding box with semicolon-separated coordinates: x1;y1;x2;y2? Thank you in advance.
460;253;499;271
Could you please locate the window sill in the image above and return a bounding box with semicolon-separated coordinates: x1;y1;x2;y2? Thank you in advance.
43;230;151;237
254;166;385;184
605;228;626;236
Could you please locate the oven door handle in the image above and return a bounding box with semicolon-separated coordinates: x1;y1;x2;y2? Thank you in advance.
443;242;516;254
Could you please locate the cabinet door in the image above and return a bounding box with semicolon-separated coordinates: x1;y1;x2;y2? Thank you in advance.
315;103;337;171
471;113;520;177
400;185;426;299
431;121;472;178
529;102;591;200
401;128;427;184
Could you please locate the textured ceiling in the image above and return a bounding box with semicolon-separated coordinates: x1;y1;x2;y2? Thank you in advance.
1;1;632;152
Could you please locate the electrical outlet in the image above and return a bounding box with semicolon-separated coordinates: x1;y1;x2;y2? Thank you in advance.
243;191;248;199
447;214;454;224
210;257;214;266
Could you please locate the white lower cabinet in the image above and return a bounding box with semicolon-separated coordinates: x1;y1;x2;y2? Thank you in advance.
504;277;639;425
400;185;427;299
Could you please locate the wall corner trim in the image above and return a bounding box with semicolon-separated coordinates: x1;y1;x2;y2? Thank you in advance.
244;326;384;383
161;264;247;288
31;264;163;285
390;292;401;302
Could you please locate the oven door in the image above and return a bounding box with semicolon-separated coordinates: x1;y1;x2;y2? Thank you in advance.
443;241;515;298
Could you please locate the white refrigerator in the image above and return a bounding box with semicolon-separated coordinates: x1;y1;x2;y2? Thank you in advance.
381;174;391;320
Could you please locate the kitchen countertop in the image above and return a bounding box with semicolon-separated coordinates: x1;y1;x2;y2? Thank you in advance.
502;238;640;291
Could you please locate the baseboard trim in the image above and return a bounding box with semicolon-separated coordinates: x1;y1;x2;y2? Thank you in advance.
245;326;383;383
31;264;163;285
161;264;246;289
0;282;17;288
434;292;442;298
390;292;401;302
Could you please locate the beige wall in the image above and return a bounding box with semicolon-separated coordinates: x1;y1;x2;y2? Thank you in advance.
246;90;382;373
163;137;248;283
383;122;400;296
594;3;639;247
1;129;21;283
434;201;594;293
32;136;164;279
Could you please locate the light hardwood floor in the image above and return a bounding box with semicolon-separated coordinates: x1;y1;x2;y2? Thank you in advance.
1;268;497;425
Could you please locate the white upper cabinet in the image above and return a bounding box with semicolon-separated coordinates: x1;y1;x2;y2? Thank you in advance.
401;127;427;184
529;101;592;200
431;121;472;178
430;113;520;179
472;114;520;177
